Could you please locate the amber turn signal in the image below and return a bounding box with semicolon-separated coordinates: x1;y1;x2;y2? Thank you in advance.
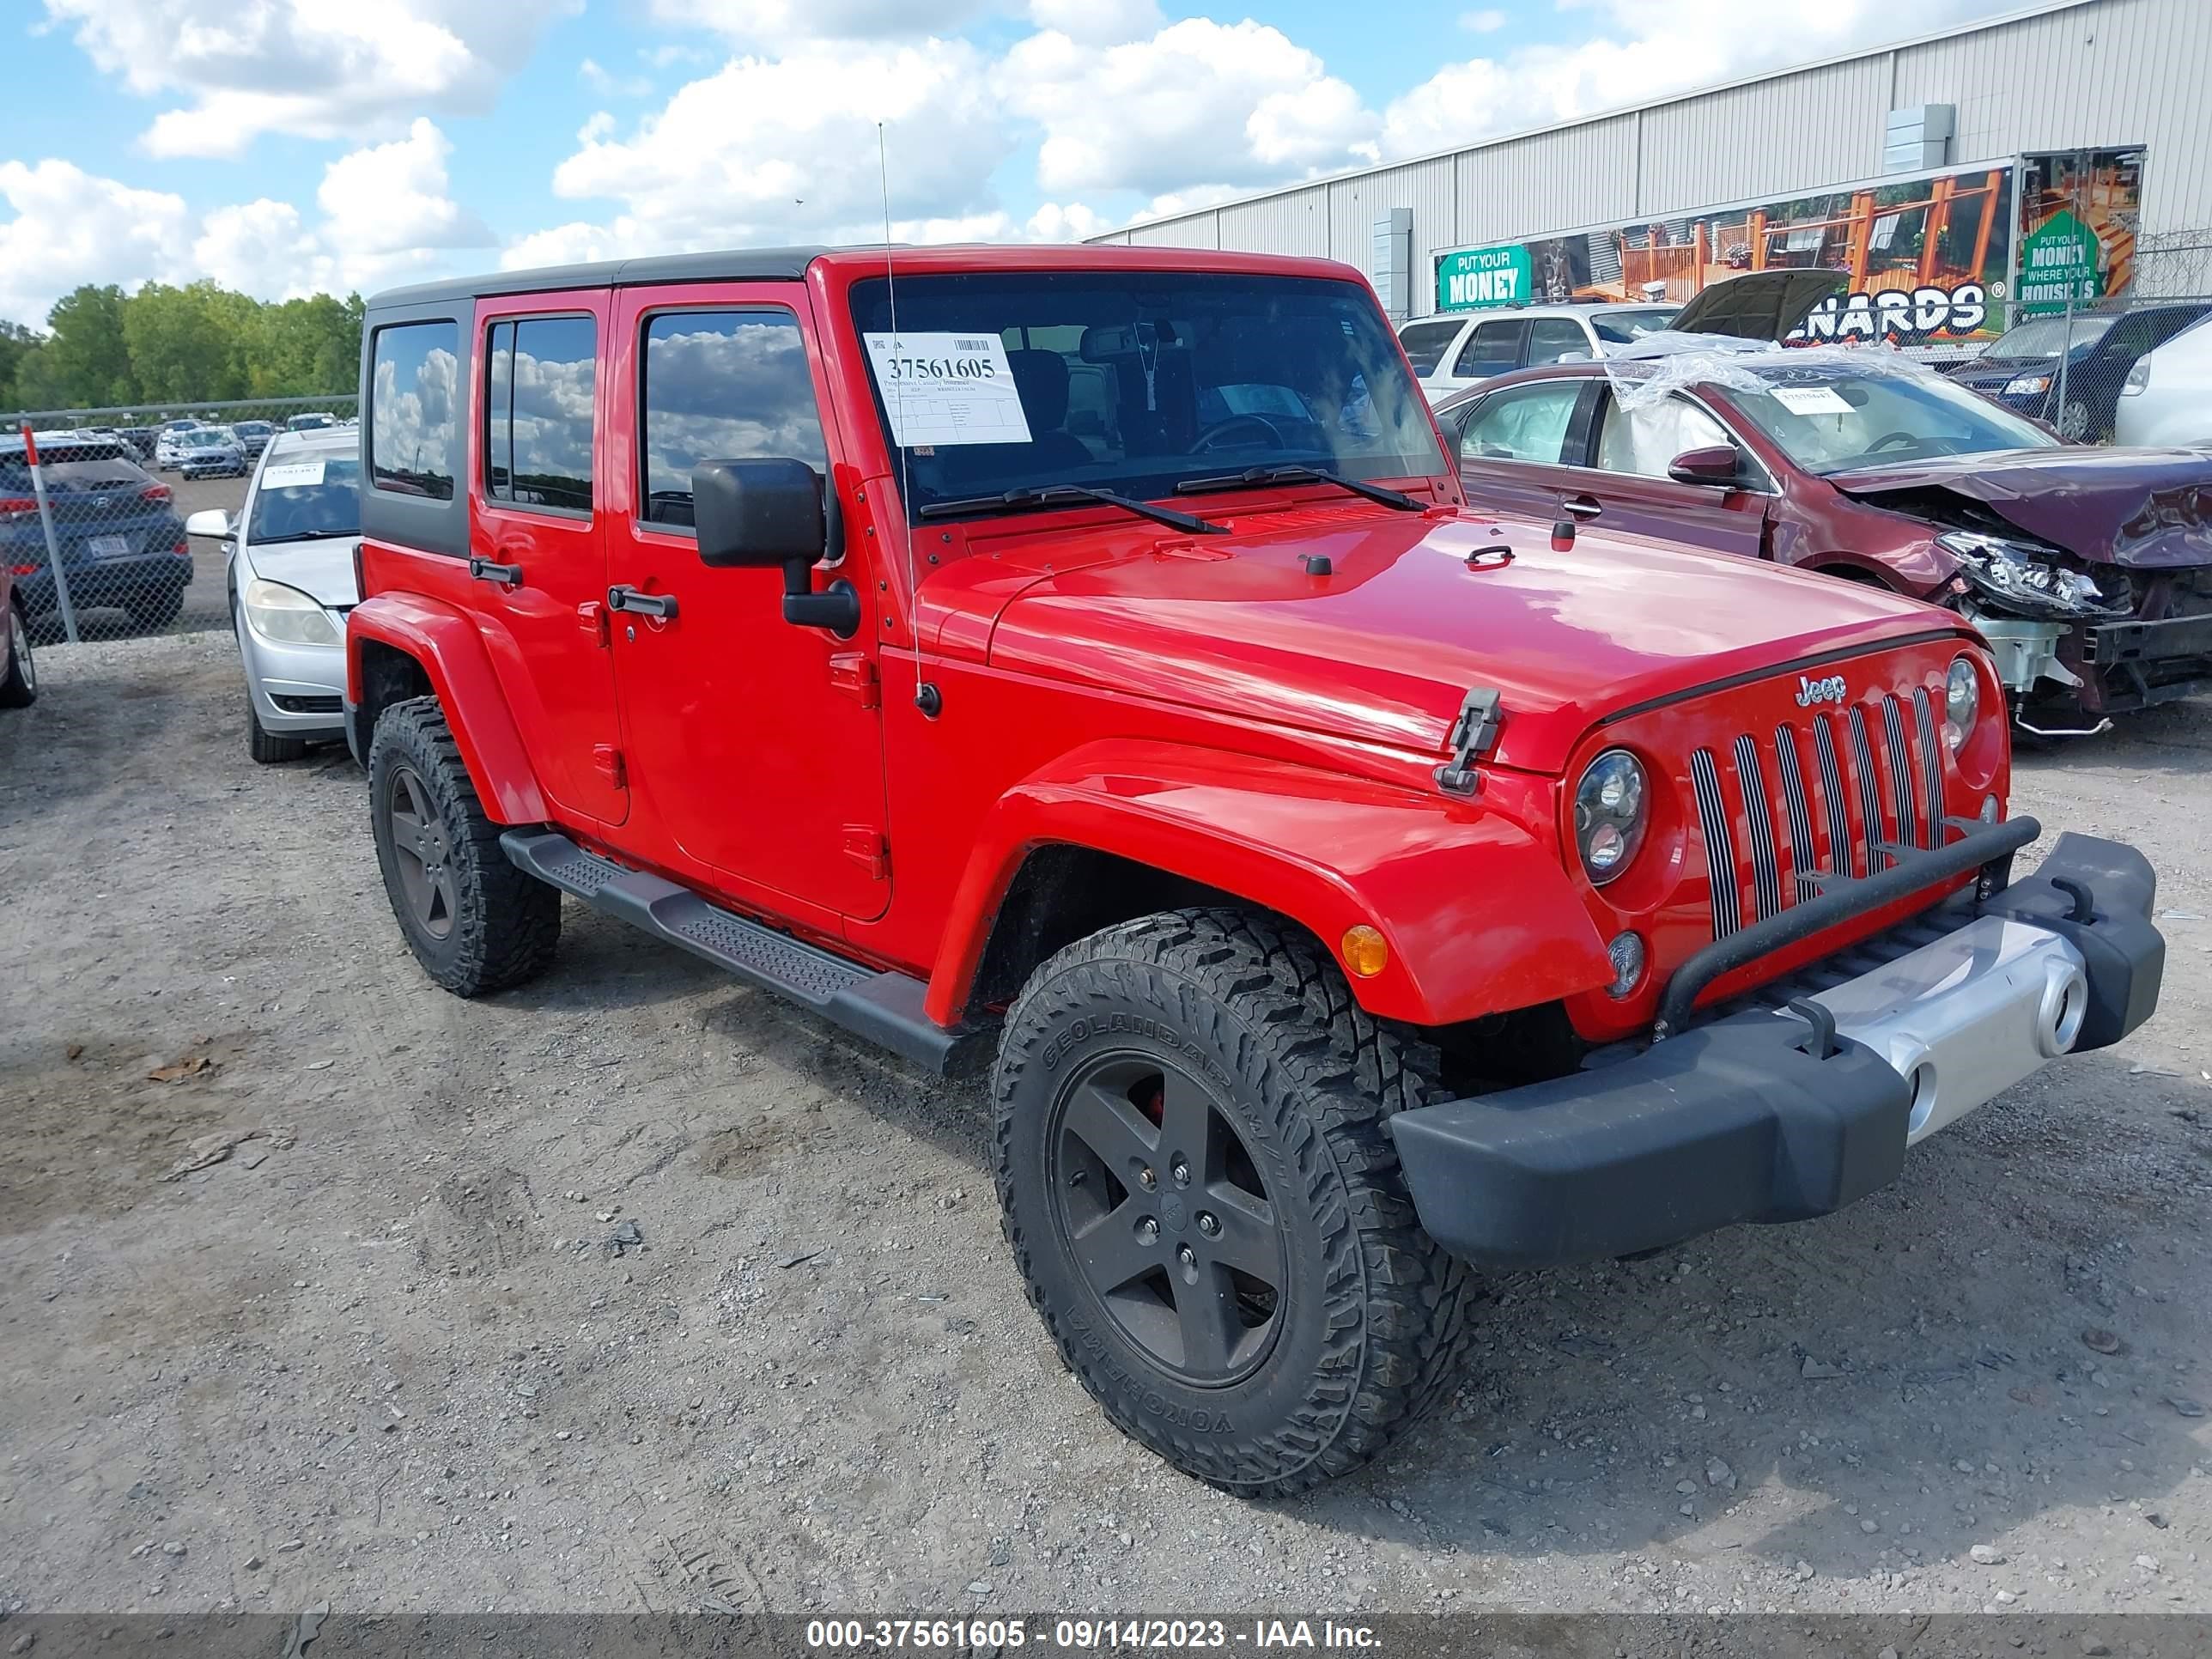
1340;925;1389;978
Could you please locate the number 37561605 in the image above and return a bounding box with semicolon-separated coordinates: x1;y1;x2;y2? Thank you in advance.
880;356;997;380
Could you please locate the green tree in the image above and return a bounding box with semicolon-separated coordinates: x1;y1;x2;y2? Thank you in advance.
248;293;364;396
0;319;40;410
122;282;257;402
40;285;138;406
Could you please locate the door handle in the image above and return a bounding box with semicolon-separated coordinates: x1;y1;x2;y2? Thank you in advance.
1561;495;1604;520
607;584;678;620
468;555;524;586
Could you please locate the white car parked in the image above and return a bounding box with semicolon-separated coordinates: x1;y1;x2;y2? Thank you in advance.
2115;312;2212;447
1397;302;1680;404
152;420;204;470
184;428;360;763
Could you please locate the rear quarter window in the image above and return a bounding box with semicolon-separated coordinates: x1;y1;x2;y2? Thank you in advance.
370;321;461;501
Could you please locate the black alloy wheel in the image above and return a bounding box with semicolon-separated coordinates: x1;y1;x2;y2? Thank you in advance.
1049;1051;1286;1385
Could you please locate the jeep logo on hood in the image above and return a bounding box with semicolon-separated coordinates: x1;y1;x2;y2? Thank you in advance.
1796;673;1849;708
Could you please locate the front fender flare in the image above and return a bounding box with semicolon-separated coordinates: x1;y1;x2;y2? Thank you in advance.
346;592;547;824
927;739;1611;1028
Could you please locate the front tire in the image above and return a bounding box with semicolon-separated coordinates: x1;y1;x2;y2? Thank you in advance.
994;908;1474;1496
0;601;35;708
368;696;559;995
246;689;308;763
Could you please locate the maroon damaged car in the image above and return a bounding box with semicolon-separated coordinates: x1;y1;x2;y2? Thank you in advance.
1437;270;2212;734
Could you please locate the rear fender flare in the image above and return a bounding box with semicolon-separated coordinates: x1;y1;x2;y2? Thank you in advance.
346;592;547;824
927;739;1610;1027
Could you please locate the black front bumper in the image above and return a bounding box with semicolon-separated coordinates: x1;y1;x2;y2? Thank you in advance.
1389;831;2163;1269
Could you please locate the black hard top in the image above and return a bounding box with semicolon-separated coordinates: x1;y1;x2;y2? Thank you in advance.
367;246;834;312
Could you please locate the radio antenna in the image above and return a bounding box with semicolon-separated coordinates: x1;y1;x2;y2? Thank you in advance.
878;121;936;716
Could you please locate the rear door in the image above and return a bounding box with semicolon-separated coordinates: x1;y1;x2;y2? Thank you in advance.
1577;387;1774;556
468;292;629;823
1449;376;1601;522
1431;317;1528;400
603;283;890;922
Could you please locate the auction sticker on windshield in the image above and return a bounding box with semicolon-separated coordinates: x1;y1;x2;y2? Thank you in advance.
863;332;1033;448
260;461;327;489
1768;385;1855;417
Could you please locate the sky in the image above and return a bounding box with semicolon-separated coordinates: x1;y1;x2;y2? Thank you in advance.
0;0;2029;330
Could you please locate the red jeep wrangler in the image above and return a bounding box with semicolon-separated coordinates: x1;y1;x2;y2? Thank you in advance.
345;246;2164;1494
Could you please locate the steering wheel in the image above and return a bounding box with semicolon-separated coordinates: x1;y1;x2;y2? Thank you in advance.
1865;429;1919;453
1192;414;1287;453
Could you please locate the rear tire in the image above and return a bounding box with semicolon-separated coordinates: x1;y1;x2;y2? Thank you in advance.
368;695;560;996
993;908;1474;1496
0;601;35;708
246;690;308;763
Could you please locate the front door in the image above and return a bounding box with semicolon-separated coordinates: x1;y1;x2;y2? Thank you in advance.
1450;377;1599;523
1577;389;1773;559
604;283;890;922
468;294;629;824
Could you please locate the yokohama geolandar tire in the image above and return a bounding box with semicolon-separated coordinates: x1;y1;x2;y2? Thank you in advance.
994;908;1475;1496
368;696;559;996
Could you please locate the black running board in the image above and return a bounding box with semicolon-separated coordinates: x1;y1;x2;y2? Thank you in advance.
501;830;977;1075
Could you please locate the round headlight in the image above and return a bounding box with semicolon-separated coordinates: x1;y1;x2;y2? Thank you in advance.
1943;654;1981;752
1574;749;1648;885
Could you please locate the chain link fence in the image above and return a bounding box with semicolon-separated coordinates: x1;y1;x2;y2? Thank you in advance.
3;394;356;645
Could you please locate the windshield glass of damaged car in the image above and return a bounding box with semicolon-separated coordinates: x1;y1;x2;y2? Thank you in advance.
848;272;1445;520
1721;366;2058;474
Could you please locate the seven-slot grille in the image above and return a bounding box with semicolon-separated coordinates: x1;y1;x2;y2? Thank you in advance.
1687;689;1947;941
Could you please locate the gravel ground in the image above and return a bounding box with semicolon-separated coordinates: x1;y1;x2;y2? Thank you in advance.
2;630;2209;1620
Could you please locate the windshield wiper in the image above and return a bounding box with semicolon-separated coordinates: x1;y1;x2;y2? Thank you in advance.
917;483;1227;535
249;530;355;544
1172;465;1422;512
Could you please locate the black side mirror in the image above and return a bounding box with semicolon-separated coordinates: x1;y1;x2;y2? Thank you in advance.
690;457;860;637
693;457;825;568
1666;445;1742;487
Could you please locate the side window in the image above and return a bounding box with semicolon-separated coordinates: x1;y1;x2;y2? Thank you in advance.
1457;381;1582;465
1398;319;1466;378
370;321;460;501
484;314;595;514
1595;394;1732;479
640;309;828;529
1452;319;1526;379
1527;318;1591;367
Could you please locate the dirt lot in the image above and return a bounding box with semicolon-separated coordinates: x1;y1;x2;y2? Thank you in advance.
2;631;2209;1620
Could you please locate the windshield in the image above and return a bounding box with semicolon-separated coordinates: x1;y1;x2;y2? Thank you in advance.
1982;316;2117;362
248;453;361;541
1725;365;2058;473
185;430;228;447
848;271;1445;522
1592;308;1680;344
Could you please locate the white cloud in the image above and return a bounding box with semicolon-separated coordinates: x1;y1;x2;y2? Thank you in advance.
1027;0;1162;45
1025;201;1110;241
3;121;489;321
580;57;653;97
0;158;191;325
536;41;1014;253
1385;0;2008;158
318;120;492;258
645;0;986;42
40;0;578;157
1459;8;1506;31
1007;20;1377;200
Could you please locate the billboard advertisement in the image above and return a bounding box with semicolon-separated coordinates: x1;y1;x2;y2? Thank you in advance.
2015;147;2144;315
1435;161;2019;349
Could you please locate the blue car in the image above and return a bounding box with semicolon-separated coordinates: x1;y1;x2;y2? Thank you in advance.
1948;303;2211;441
1;434;194;631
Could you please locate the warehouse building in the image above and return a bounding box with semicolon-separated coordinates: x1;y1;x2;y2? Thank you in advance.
1087;0;2211;356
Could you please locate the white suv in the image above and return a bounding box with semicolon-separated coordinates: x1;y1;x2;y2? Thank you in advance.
1397;303;1679;404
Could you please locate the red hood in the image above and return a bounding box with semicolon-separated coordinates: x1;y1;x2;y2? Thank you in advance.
946;506;1968;775
1826;445;2212;568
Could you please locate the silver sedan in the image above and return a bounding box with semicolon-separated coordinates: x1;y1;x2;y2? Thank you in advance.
185;428;360;763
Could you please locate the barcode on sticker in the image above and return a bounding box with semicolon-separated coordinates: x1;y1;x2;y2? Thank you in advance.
954;337;994;350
